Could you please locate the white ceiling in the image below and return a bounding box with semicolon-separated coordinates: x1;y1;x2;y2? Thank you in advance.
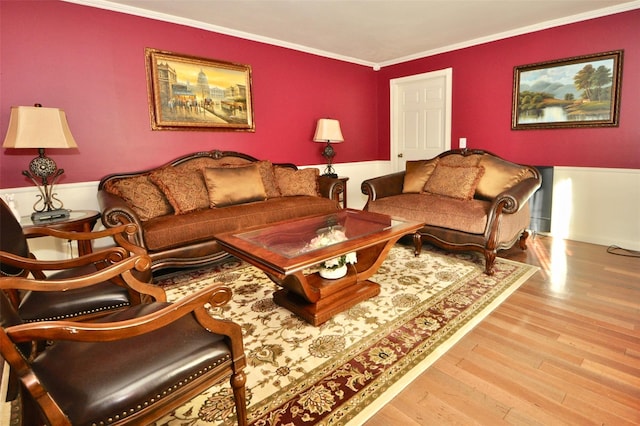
70;0;639;68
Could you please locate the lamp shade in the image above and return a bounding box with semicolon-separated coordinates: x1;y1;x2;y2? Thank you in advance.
2;106;78;149
313;118;344;143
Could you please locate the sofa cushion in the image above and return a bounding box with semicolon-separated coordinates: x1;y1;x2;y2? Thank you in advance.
275;167;320;197
367;193;490;234
403;159;438;193
142;196;339;251
203;164;267;208
424;164;485;200
149;167;209;215
104;175;173;221
475;155;530;200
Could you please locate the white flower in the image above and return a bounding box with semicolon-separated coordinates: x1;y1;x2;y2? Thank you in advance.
322;252;357;270
303;227;357;270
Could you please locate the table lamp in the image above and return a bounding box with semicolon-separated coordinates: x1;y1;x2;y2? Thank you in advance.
313;118;343;178
2;104;78;222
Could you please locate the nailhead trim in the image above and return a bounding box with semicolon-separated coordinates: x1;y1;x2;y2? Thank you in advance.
24;302;130;323
90;354;232;425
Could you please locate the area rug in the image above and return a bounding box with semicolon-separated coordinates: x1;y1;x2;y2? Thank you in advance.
153;244;538;425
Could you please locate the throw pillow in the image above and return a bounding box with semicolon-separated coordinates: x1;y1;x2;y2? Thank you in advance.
475;155;530;200
274;167;320;197
207;161;281;198
104;175;173;221
149;167;209;214
203;163;267;207
424;164;485;200
255;161;281;198
402;159;439;193
439;154;481;167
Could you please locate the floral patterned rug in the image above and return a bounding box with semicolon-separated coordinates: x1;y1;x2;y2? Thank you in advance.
153;244;538;425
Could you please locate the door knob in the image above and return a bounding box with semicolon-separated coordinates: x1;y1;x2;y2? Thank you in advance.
398;153;403;158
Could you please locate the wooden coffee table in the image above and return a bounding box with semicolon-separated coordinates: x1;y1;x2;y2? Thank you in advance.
215;209;423;325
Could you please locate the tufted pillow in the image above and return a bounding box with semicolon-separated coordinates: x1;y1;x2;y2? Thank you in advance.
424;164;485;200
203;163;267;207
149;168;209;215
403;159;439;193
104;176;173;221
475;155;530;200
274;167;320;197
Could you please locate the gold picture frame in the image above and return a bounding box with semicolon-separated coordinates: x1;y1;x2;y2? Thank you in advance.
145;48;254;131
512;50;623;130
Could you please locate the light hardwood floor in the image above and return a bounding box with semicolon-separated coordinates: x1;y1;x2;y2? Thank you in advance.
365;235;640;425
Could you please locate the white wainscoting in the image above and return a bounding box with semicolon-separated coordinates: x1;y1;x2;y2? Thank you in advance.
2;163;638;259
551;166;640;251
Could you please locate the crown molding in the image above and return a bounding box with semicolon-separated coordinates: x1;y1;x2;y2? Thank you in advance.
62;0;376;68
64;0;640;70
377;1;640;68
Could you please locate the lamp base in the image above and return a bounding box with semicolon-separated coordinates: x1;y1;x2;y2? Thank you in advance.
31;209;70;223
322;172;338;178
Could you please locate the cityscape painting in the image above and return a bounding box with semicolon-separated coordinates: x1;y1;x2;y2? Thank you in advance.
512;50;623;129
146;48;254;131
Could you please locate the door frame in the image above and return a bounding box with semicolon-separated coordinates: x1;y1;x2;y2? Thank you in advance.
390;68;453;171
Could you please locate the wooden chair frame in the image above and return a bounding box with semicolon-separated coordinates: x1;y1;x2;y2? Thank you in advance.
1;255;247;425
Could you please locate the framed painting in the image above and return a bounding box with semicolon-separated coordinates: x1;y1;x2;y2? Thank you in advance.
145;48;255;131
512;50;623;130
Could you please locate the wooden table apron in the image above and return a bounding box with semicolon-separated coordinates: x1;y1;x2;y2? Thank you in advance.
216;219;422;326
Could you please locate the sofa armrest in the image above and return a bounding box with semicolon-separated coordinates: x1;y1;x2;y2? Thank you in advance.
318;175;344;203
361;172;405;206
493;176;542;214
97;190;145;247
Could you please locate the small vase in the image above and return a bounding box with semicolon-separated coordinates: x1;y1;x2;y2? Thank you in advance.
319;264;347;280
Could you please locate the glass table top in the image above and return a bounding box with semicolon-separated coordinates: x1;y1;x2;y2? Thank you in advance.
235;209;406;258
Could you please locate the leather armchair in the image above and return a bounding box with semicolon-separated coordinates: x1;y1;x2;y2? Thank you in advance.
0;255;247;426
0;199;157;322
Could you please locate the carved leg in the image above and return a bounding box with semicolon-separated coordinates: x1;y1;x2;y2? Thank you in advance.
519;230;530;250
413;232;423;257
231;371;248;426
484;249;496;276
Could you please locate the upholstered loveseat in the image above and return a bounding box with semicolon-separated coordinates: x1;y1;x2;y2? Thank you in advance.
361;149;541;275
98;150;343;272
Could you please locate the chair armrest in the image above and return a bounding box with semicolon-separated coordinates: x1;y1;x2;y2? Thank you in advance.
361;172;405;204
0;246;130;272
0;255;165;303
97;190;146;247
317;175;344;202
5;284;233;344
23;223;145;256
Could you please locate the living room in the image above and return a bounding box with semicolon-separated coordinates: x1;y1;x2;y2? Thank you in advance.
1;1;639;424
1;0;639;259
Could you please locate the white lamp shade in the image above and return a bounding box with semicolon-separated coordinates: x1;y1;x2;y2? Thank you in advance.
313;118;344;143
2;106;78;149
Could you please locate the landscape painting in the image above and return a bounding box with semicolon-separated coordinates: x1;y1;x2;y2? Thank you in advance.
146;48;254;131
512;50;623;129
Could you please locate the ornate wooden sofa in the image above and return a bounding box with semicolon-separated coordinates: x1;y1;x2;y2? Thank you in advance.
98;150;344;272
361;149;541;274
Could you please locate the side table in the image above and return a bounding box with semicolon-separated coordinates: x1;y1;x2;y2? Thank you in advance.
335;176;349;209
20;210;101;256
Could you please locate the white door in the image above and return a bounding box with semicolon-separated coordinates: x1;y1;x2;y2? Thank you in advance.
390;68;452;171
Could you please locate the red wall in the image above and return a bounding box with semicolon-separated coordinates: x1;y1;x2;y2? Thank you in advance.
1;2;638;190
377;9;640;168
0;1;377;188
